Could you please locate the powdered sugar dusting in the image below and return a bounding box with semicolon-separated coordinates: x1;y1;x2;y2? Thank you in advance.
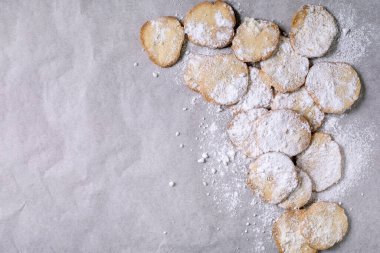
233;67;273;112
184;2;235;48
192;100;280;251
290;5;338;57
255;110;311;157
210;72;248;105
318;2;375;64
227;108;268;150
318;115;377;201
248;152;299;204
260;37;309;92
296;132;342;192
306;62;360;114
215;11;234;28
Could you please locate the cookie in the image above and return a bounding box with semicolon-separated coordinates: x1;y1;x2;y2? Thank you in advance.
290;5;338;58
184;54;204;92
232;18;280;62
247;152;298;204
279;170;312;210
271;87;324;131
184;1;236;48
255;110;311;157
140;17;185;67
301;202;349;250
233;67;273;112
260;37;309;93
272;210;317;253
183;54;249;105
296;132;342;192
305;62;361;114
227;108;268;151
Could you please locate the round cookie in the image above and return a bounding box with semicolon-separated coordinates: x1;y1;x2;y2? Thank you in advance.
234;67;273;112
279;170;312;210
301;202;349;250
272;210;317;253
255;110;311;157
247;152;298;204
271;87;325;131
305;62;361;114
140;17;185;67
232;18;280;62
296;132;342;192
260;37;309;93
227;108;268;150
290;5;338;58
183;54;249;105
184;1;236;48
184;54;204;92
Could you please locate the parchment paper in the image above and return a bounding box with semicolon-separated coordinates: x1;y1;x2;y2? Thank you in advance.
0;0;379;252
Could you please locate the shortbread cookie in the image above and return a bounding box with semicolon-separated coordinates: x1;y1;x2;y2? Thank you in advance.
232;18;280;62
234;67;273;112
140;17;185;67
279;170;312;210
184;54;249;105
290;5;338;58
247;152;298;204
301;202;349;250
255;110;311;157
260;37;309;93
305;62;361;114
273;210;317;253
184;54;204;92
184;1;236;48
271;87;324;131
296;132;341;192
227;108;268;150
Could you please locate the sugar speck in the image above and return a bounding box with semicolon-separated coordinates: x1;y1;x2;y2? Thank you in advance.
169;181;175;187
197;158;206;163
202;152;209;159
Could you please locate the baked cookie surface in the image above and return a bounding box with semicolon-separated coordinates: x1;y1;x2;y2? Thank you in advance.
184;1;236;48
247;152;299;204
140;17;185;67
260;37;309;93
271;87;324;131
184;54;249;105
255;110;311;157
290;5;338;58
306;62;361;114
296;132;342;192
279;170;312;210
273;210;317;253
301;202;349;250
234;67;273;112
232;18;280;62
227;108;268;152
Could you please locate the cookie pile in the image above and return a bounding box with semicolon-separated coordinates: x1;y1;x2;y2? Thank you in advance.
140;1;358;252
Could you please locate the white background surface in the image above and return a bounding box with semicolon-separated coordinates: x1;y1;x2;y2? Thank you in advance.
0;0;379;252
